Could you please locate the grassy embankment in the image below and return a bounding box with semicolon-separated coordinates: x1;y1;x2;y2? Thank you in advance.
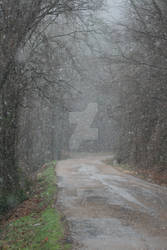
0;162;71;250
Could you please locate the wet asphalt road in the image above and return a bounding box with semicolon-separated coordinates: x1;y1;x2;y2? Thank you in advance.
56;155;167;250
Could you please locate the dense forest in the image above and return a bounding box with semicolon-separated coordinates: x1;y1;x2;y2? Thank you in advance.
0;0;167;214
0;0;104;213
105;0;167;170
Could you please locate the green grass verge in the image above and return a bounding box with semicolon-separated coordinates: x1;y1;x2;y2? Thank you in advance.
0;162;71;250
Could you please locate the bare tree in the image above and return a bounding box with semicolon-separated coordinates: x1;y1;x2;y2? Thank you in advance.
103;0;167;170
0;0;104;210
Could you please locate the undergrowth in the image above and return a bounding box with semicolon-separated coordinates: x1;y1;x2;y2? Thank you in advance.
0;161;71;250
105;158;167;186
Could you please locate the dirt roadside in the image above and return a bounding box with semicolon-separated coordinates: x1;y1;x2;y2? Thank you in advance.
104;158;167;187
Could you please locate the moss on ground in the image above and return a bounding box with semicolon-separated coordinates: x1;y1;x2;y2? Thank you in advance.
0;162;71;250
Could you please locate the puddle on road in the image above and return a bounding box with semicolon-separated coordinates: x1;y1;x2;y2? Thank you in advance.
77;163;148;210
70;218;136;239
70;217;167;250
56;156;167;250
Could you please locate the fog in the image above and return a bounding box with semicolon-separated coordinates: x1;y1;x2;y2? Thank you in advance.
0;1;167;246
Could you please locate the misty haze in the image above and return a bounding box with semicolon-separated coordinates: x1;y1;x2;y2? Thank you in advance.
0;0;167;249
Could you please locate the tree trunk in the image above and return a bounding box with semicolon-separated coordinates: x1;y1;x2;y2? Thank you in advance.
0;83;20;194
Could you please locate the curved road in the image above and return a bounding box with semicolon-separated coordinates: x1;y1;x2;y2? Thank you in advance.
56;155;167;250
